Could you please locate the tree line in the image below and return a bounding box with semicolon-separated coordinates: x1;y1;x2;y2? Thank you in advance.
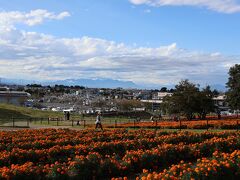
162;64;240;120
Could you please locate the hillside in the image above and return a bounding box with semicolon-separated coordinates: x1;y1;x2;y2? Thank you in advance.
0;103;62;120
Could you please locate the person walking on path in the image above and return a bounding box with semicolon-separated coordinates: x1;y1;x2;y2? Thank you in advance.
150;115;154;125
95;112;103;131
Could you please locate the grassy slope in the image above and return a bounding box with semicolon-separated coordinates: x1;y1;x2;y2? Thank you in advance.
0;103;62;120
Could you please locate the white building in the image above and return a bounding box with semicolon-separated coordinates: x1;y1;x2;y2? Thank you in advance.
0;87;30;106
152;92;173;100
213;95;230;114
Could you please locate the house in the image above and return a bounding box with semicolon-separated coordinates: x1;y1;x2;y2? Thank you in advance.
0;87;31;106
213;95;230;114
152;92;173;100
140;99;163;111
140;92;172;111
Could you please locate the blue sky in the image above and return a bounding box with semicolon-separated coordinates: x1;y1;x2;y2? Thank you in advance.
0;0;240;87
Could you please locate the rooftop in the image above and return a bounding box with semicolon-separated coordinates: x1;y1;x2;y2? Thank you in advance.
0;91;30;97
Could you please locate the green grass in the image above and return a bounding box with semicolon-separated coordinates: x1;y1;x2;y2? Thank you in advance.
0;103;132;126
0;103;62;123
0;103;132;127
1;104;234;132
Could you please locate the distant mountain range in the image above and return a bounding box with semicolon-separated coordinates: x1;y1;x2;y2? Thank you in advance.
48;79;138;88
0;77;139;89
0;78;37;86
0;77;227;91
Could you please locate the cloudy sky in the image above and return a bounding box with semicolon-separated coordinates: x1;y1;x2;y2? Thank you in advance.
0;0;240;87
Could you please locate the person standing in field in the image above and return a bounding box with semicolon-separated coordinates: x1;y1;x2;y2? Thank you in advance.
95;112;103;131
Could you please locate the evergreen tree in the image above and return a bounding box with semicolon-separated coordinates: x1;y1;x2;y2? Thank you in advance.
163;80;215;120
226;64;240;115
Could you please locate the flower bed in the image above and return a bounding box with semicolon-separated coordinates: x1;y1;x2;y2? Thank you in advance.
108;119;240;130
138;150;240;180
0;129;239;179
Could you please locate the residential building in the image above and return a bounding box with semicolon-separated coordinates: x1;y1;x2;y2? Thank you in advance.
0;87;30;105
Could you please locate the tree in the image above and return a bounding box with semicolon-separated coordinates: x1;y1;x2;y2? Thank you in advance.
226;64;240;114
196;86;215;119
115;99;143;112
92;99;108;109
162;80;215;120
212;89;220;96
27;84;42;88
162;80;199;120
160;87;167;92
144;102;154;112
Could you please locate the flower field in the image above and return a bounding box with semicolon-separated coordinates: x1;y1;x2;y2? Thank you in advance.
108;119;240;130
0;129;239;179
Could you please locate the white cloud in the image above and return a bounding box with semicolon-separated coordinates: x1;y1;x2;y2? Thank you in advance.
129;0;240;13
0;28;238;86
0;9;70;29
0;9;239;87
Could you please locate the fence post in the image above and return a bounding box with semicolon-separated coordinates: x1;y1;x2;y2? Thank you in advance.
179;118;181;131
237;120;239;131
57;118;59;126
48;117;50;125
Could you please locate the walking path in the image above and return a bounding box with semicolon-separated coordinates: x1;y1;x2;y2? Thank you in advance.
0;121;78;131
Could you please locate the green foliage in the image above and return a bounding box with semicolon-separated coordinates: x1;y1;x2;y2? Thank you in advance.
115;99;143;112
160;87;167;92
196;85;215;119
226;64;240;111
162;80;215;120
